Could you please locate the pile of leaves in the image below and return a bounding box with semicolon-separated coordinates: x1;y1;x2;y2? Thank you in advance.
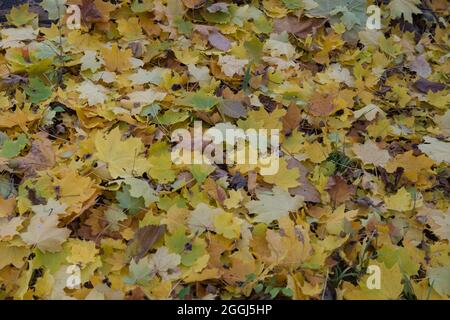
0;0;449;300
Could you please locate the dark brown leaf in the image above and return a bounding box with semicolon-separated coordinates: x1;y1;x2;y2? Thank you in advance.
126;225;165;261
274;16;327;38
282;102;301;134
414;78;446;93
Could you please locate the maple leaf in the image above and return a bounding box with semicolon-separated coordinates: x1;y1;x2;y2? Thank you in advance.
418;136;450;164
385;151;434;183
421;208;450;241
25;78;52;103
213;211;242;239
428;266;450;297
126;89;167;105
101;43;132;72
0;243;29;269
308;92;336;117
245;187;304;224
377;244;420;276
0;133;28;158
384;187;422;212
94;127;150;178
40;0;67;20
125;257;153;286
353;104;385;121
21;214;70;252
324;205;358;235
262;158;300;191
218;55;249;77
122;177;158;206
147;141;176;183
0;216;23;240
148;247;182;280
66;239;99;267
188;203;222;234
176;92;221;111
388;0;421;23
326;175;355;205
31;199;67;217
352;140;391;167
77;80;108;106
9;133;55;176
6;4;37;27
344;261;404;300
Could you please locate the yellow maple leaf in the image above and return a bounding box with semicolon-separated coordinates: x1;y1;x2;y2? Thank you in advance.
344;261;404;300
384;187;422;212
263;158;300;190
213;211;242;240
385;151;434;182
94;127;150;178
101;43;132;73
66;239;99;267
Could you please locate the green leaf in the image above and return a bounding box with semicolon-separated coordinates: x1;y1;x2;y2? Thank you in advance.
201;10;232;24
166;228;188;254
388;0;421;23
141;104;161;117
156;110;190;125
244;37;263;63
0;134;28;158
181;239;206;267
253;15;272;34
116;185;145;215
33;248;66;274
246;273;257;281
178;285;191;299
254;283;264;293
174;17;193;36
6;4;37;27
190;164;215;184
123;177;159;207
131;0;154;13
25;78;52;103
307;0;366;30
177;92;221;111
40;0;67;20
281;0;303;9
124;258;152;286
281;287;293;297
269;287;281;299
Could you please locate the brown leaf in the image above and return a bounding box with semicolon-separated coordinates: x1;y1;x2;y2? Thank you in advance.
282;102;301;134
126;225;166;261
80;0;102;23
0;197;16;218
414;78;446;93
326;176;355;205
203;178;227;205
287;158;321;203
247;171;257;194
308;92;336;117
274;16;327;38
9;133;55;177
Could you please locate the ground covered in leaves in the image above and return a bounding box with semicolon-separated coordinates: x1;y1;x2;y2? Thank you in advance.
0;0;449;300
